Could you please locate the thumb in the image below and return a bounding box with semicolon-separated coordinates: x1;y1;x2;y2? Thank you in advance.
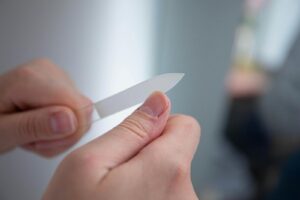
0;106;78;149
80;92;170;173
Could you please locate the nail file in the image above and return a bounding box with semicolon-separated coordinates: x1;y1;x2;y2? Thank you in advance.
80;73;184;125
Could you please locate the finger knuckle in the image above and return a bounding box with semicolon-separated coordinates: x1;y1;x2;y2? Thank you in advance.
14;65;36;80
117;113;155;141
179;115;201;132
172;115;201;138
80;95;93;105
13;58;55;80
64;149;99;170
148;147;190;181
17;114;40;142
172;161;190;180
31;58;62;73
164;157;190;181
31;58;54;66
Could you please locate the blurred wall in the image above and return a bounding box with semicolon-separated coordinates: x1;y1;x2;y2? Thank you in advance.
0;0;159;199
0;0;243;199
157;0;243;196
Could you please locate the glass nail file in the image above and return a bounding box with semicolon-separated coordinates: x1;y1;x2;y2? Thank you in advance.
80;73;184;125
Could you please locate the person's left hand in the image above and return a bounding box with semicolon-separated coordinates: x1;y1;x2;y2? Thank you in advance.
43;92;200;200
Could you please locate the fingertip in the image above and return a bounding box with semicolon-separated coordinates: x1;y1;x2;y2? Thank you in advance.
138;91;171;118
168;115;201;135
76;95;93;128
153;91;171;113
49;107;78;135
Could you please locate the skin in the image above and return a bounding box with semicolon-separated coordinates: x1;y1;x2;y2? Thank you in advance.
43;92;201;200
0;59;201;199
0;58;93;157
226;68;268;98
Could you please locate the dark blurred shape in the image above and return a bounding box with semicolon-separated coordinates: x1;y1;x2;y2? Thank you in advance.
268;150;300;200
260;30;300;200
225;98;270;164
224;97;272;200
224;0;300;199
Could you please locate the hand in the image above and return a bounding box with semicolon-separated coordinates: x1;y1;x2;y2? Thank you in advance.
43;92;200;200
226;68;268;98
0;59;92;157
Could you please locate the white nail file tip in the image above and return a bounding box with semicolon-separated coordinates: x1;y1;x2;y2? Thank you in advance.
81;73;184;124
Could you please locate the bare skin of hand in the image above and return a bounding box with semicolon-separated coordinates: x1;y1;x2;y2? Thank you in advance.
226;68;268;98
0;59;92;157
43;92;200;200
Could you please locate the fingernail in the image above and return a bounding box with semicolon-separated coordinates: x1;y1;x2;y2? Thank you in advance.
138;92;169;117
50;111;77;134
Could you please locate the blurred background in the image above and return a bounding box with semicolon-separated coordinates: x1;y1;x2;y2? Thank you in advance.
0;0;300;199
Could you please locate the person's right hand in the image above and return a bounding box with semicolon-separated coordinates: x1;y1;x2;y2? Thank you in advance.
43;92;200;200
0;59;92;157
